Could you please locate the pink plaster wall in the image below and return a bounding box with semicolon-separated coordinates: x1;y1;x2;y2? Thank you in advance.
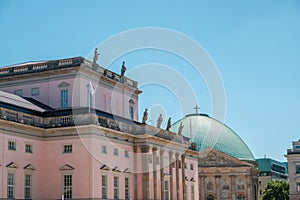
0;134;44;199
0;76;139;121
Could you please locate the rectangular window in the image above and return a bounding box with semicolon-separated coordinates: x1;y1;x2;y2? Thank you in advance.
24;174;32;199
190;163;194;170
184;162;187;169
114;148;119;156
125;150;129;158
14;89;23;96
164;180;169;200
61;89;68;108
296;165;300;173
129;105;134;120
31;87;39;96
102;174;107;199
101;145;107;154
114;176;119;200
191;185;195;200
8;141;16;151
63;144;72;153
125;177;130;200
63;174;72;199
178;161;182;169
25;144;33;153
7;172;15;199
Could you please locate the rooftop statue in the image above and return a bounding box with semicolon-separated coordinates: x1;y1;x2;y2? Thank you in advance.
92;48;100;70
142;108;148;124
178;122;184;135
166;117;171;131
157;114;163;128
121;61;126;77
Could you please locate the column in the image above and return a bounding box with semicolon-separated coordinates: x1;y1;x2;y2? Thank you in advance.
140;145;150;200
246;175;252;200
160;149;165;200
181;155;186;200
199;175;206;200
215;175;221;200
152;147;158;200
230;175;236;200
133;146;138;199
175;153;180;200
169;151;174;200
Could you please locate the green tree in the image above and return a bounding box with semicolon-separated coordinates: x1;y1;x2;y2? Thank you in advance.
261;179;289;200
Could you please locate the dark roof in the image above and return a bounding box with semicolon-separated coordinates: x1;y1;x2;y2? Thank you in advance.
0;90;45;112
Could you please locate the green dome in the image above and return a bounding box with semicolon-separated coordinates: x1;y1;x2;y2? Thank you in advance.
171;114;255;161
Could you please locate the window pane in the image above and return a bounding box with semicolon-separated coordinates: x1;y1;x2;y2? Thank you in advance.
61;89;68;108
63;175;72;199
102;175;107;199
125;177;130;200
114;176;119;199
7;172;14;199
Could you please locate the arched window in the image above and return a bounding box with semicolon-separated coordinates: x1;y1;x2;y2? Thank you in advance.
207;194;214;200
237;194;246;200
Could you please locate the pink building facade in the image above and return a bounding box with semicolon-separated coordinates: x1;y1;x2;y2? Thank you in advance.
0;57;257;200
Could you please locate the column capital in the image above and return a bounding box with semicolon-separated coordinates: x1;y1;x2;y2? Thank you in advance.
181;154;186;161
152;146;158;152
160;148;165;156
140;145;150;153
133;146;138;153
215;175;221;179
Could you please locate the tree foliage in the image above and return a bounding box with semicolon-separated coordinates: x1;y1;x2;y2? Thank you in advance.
261;179;289;200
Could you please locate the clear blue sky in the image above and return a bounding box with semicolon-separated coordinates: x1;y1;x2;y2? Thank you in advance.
1;0;300;161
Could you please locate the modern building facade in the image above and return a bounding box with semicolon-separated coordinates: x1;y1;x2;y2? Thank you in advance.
286;140;300;200
0;56;258;200
256;158;288;199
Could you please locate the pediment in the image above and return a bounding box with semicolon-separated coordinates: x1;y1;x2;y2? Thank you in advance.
198;148;253;167
58;82;70;88
6;162;18;169
23;164;35;170
113;167;121;172
59;164;74;171
124;168;131;173
100;165;111;171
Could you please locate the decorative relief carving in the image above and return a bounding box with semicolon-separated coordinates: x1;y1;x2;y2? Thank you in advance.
200;152;231;165
221;178;230;190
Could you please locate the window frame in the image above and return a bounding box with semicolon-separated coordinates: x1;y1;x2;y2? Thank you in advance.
63;144;73;153
114;176;119;200
62;174;72;199
125;177;130;200
8;140;16;151
24;173;32;199
14;89;23;96
25;143;33;153
101;145;107;154
124;150;130;158
101;174;108;199
31;87;39;96
60;89;69;108
113;148;119;156
7;171;15;199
